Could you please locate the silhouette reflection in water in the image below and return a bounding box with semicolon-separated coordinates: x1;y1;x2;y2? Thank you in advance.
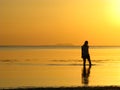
82;65;91;86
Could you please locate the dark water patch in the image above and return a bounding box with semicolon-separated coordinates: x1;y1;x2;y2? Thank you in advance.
0;59;37;63
47;64;96;66
48;64;83;66
51;59;111;63
92;59;111;63
0;61;96;66
0;59;18;63
25;59;31;61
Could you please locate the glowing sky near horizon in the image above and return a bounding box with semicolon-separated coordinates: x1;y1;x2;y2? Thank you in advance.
0;0;120;46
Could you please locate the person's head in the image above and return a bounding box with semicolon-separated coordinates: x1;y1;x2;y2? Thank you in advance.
84;41;88;45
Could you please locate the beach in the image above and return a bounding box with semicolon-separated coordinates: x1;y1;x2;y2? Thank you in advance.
0;46;120;89
1;0;120;89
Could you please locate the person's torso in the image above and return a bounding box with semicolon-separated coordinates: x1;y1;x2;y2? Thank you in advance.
82;45;89;55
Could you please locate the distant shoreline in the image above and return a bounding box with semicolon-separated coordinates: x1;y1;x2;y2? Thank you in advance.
2;86;120;90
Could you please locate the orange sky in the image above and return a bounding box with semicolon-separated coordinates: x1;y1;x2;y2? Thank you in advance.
0;0;120;46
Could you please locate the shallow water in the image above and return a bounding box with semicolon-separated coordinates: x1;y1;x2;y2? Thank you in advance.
0;46;120;88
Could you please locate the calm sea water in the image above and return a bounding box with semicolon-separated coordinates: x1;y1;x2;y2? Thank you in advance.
0;46;120;88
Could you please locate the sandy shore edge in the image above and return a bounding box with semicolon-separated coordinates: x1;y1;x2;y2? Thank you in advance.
2;86;120;90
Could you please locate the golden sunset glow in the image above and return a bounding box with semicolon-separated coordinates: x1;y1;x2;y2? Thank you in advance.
106;0;120;26
0;0;120;46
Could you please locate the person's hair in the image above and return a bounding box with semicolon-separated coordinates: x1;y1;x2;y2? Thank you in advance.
84;41;88;45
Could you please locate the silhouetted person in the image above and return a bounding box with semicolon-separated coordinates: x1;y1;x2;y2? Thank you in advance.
82;65;91;86
81;41;91;66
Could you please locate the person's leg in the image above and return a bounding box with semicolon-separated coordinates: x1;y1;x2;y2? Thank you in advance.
87;55;91;66
83;58;86;66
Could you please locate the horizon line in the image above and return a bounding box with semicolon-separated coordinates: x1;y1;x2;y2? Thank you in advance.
0;45;120;47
